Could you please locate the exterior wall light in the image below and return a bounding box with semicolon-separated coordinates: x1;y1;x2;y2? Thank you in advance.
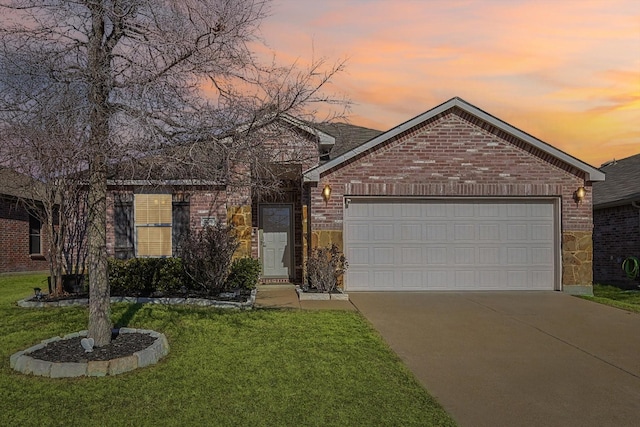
574;186;586;204
322;184;332;204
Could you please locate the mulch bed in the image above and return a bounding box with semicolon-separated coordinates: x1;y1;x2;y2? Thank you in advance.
27;332;156;363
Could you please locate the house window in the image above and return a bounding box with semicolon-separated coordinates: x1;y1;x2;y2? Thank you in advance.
29;213;42;255
135;194;172;257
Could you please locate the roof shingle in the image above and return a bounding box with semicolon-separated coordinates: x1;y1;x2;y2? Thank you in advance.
593;153;640;208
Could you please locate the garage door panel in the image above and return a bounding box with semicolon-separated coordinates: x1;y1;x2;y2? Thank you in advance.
374;224;394;240
507;224;528;240
426;247;447;264
454;223;476;240
401;223;423;240
345;199;556;291
426;223;448;240
531;224;553;240
373;247;394;264
454;247;476;265
401;246;423;265
479;223;501;240
347;223;370;241
401;270;424;288
478;246;501;265
348;247;371;265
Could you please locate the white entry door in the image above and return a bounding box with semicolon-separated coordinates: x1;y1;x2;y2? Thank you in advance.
344;198;558;291
260;205;292;278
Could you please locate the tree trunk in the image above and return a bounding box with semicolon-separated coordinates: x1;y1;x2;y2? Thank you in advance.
87;157;111;346
86;3;112;347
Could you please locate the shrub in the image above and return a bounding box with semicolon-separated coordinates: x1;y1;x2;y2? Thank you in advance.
108;258;190;296
179;223;240;294
157;258;192;294
305;244;348;293
227;258;261;290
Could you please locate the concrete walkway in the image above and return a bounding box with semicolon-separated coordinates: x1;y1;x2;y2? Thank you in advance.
350;291;640;427
254;284;356;311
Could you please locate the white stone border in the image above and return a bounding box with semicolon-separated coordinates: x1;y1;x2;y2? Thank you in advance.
10;328;169;378
295;286;349;301
17;289;257;309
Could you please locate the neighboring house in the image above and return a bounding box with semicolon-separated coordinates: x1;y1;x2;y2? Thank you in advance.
106;97;604;294
593;153;640;288
0;168;49;273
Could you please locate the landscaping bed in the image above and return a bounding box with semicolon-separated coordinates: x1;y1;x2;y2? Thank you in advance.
1;273;456;426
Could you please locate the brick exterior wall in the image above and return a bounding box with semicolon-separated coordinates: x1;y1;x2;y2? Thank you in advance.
0;197;49;273
593;204;640;287
309;109;594;290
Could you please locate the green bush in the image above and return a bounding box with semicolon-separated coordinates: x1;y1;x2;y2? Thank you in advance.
108;258;190;296
227;258;261;290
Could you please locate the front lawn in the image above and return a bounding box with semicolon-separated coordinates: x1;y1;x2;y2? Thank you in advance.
581;284;640;313
0;273;455;427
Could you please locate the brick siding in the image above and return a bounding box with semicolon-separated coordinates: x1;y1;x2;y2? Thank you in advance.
0;197;49;273
311;110;590;230
593;204;640;287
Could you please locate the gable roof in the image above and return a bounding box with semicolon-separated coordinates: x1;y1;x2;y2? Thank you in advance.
0;167;44;200
303;97;605;183
593;153;640;208
313;122;384;160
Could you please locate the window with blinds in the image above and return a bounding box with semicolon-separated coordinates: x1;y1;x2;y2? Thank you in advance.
135;194;172;257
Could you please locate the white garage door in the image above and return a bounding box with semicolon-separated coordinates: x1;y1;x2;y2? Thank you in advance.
344;198;557;291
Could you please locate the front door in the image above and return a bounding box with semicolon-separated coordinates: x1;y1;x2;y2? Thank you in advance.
260;204;293;278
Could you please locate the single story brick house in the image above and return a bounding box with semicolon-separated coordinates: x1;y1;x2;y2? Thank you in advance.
0;168;49;273
593;153;640;288
106;97;604;294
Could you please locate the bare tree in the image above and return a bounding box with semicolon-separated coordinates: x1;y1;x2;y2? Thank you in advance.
0;0;346;346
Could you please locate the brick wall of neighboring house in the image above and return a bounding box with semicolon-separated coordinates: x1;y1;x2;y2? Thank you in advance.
593;204;640;287
309;109;594;287
0;197;49;273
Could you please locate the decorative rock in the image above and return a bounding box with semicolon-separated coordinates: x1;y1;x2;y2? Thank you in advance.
50;362;86;378
10;350;25;369
107;355;138;376
10;329;169;378
26;357;52;377
81;337;95;352
87;360;110;377
18;291;257;309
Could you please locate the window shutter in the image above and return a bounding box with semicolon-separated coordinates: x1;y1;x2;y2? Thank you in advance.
114;197;134;259
172;202;190;256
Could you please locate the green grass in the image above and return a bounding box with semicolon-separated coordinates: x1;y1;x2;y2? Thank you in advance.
0;273;455;427
580;284;640;313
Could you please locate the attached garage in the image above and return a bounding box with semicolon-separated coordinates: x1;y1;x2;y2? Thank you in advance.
304;97;605;294
344;198;559;291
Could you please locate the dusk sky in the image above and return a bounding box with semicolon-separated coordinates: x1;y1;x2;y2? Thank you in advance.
260;0;639;168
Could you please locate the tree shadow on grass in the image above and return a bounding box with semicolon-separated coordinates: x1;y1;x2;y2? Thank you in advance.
113;303;144;328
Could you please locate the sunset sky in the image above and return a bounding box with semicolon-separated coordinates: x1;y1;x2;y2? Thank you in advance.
260;0;639;168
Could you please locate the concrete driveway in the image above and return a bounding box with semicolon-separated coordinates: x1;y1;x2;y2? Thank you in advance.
349;292;640;427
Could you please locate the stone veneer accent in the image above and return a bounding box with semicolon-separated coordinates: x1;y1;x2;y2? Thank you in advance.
10;328;169;378
562;231;594;295
228;205;252;258
310;230;344;252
